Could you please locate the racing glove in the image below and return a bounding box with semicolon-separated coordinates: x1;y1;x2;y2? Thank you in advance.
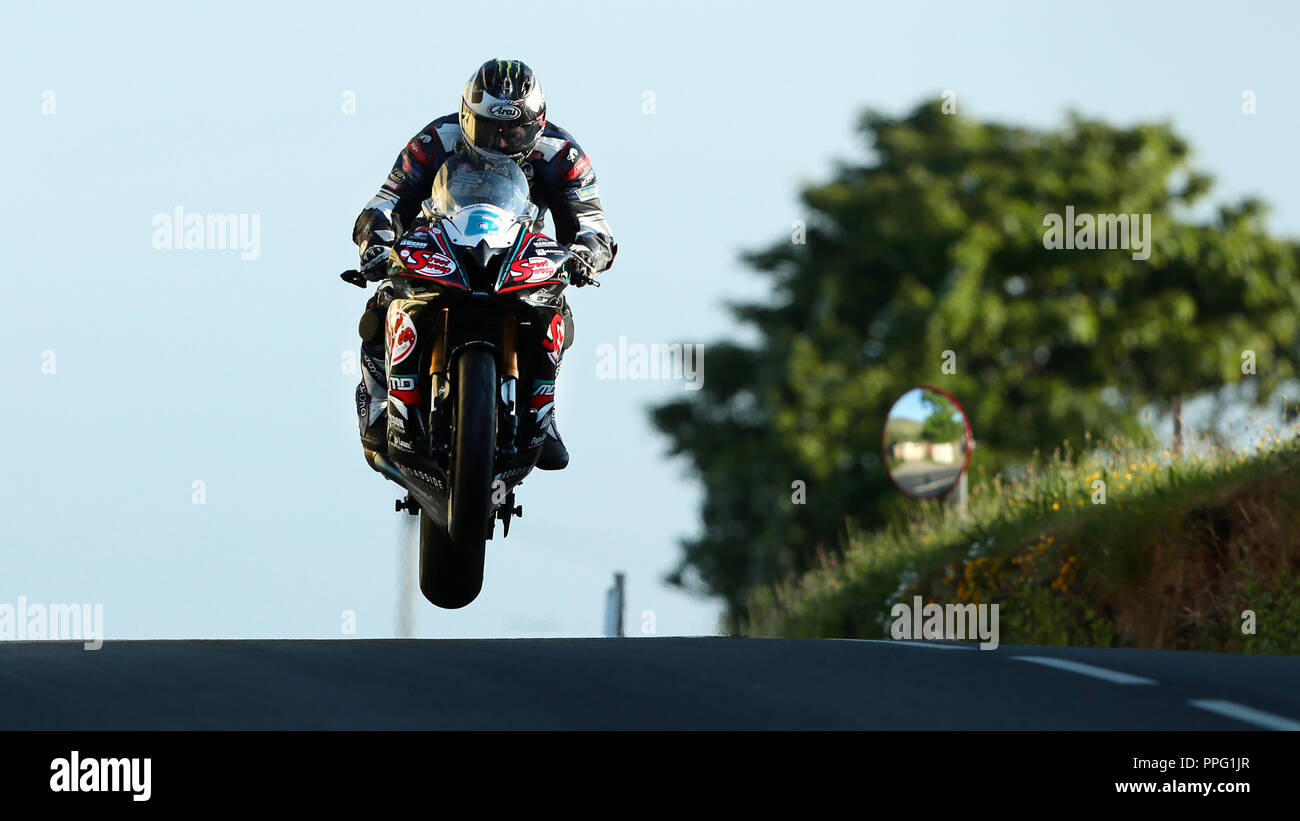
360;244;392;281
563;245;599;286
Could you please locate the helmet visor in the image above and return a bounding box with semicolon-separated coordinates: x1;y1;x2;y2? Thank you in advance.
462;111;542;158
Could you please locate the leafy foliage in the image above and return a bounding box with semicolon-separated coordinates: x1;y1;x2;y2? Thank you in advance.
651;101;1300;627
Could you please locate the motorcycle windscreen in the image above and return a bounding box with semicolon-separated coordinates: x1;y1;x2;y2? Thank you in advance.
423;152;535;221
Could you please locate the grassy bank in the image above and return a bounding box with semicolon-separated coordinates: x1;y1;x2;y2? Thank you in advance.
742;427;1300;653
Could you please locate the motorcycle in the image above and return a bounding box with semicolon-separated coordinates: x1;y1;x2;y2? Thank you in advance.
341;151;598;609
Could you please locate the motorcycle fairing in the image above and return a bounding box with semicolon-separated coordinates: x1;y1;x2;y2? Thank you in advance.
441;203;524;250
496;232;570;294
393;226;469;291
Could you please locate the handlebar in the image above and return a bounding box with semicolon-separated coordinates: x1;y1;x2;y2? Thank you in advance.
563;254;602;288
342;267;600;288
567;268;602;288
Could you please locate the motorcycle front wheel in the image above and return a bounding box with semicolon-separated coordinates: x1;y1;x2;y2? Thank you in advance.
418;511;484;609
447;346;496;555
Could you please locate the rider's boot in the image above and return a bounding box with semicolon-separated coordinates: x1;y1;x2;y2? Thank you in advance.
535;305;573;471
356;341;388;456
536;389;569;469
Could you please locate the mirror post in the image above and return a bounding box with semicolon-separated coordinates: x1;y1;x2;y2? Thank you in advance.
604;573;625;638
945;471;968;520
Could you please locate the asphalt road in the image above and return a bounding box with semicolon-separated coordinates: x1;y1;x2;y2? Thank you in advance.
889;460;964;496
1;638;1298;730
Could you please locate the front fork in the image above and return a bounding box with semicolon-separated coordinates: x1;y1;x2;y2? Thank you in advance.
422;305;522;465
426;305;451;462
497;319;519;461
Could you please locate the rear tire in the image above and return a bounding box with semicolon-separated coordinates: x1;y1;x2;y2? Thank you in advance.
447;347;496;554
418;512;484;608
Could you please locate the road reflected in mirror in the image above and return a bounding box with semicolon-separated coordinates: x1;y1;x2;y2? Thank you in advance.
883;386;973;499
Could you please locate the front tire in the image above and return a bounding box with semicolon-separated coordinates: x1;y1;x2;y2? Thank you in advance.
418;512;484;608
447;347;496;554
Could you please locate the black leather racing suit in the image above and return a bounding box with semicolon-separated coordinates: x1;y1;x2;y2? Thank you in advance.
353;113;616;270
351;115;616;453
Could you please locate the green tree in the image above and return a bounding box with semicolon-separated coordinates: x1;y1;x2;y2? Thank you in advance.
651;101;1300;628
920;410;963;444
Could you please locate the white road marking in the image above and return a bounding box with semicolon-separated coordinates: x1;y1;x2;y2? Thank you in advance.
1188;699;1300;731
1011;656;1157;684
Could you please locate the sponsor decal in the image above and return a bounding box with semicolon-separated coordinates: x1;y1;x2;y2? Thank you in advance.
398;231;433;249
530;380;556;433
398;247;456;277
566;154;591;181
386;309;417;367
488;103;521;119
408;134;434;162
574;183;600;201
494;466;530;482
465;209;502;235
406;465;444;490
508;256;557;284
362;352;385;380
390;378;420;406
357;381;383;426
542;314;565;365
389;375;417;391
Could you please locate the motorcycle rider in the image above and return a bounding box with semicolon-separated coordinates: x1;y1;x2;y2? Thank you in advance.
351;58;616;470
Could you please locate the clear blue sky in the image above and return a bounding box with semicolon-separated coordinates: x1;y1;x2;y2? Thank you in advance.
890;389;964;426
2;1;1298;639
